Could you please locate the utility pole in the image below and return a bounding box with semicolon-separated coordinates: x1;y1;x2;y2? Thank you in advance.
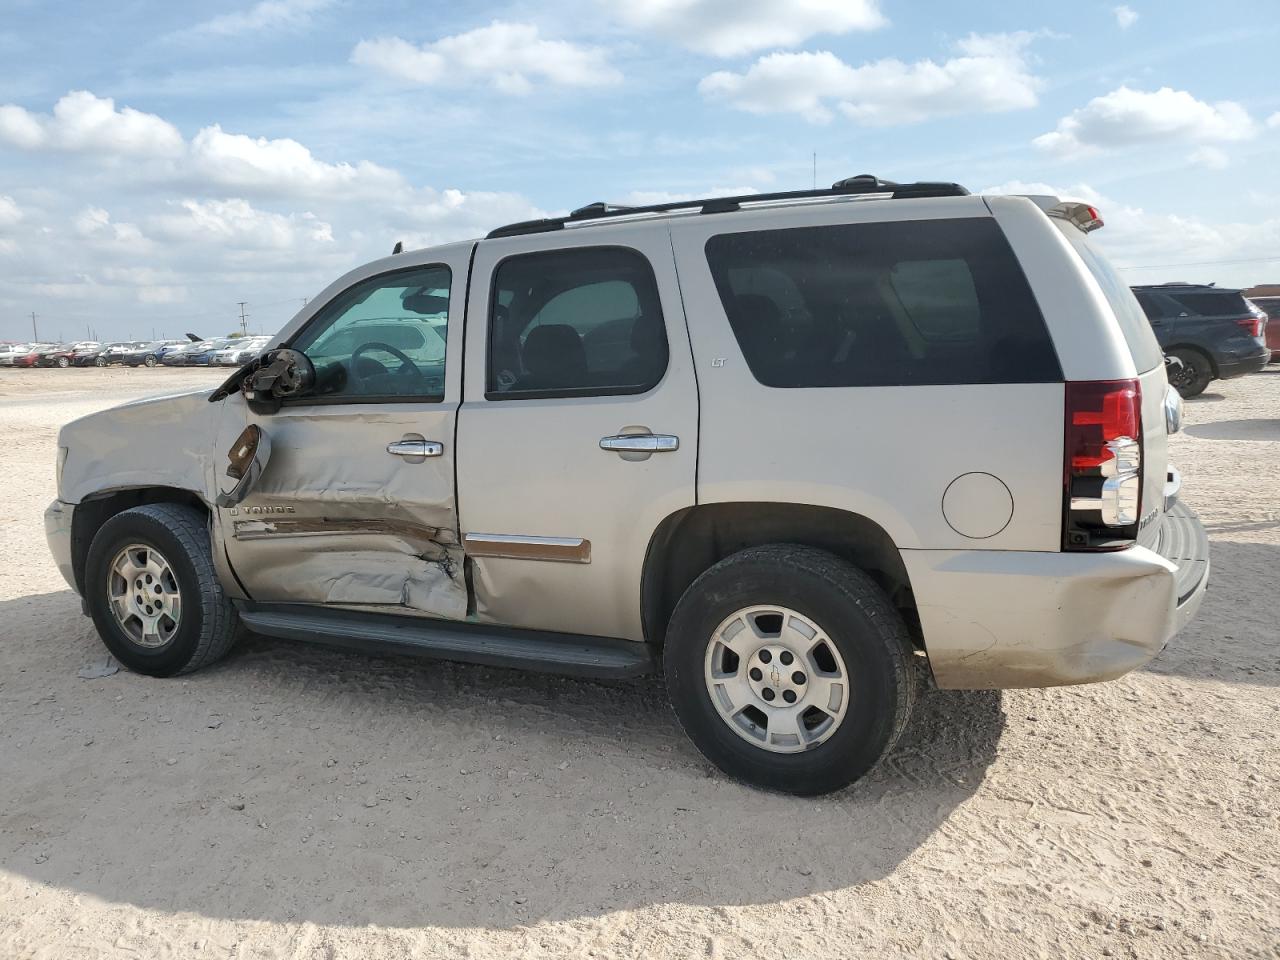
31;312;38;340
813;152;817;190
237;302;249;336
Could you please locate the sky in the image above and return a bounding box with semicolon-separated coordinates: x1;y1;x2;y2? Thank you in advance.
1;0;1278;343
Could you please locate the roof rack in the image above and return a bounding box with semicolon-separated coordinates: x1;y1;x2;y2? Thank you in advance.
486;174;970;239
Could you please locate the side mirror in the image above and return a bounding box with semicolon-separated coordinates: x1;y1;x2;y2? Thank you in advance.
242;348;315;414
215;424;272;507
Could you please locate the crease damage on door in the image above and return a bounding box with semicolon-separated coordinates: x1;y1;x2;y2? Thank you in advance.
220;425;471;620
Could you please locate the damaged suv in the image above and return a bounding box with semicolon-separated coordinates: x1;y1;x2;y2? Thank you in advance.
45;177;1209;795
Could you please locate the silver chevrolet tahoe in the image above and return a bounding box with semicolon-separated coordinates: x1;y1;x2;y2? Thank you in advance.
45;176;1209;795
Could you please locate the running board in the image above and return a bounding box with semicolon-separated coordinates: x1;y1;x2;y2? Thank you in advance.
236;603;655;680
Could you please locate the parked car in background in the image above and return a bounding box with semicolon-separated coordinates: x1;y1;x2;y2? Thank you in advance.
1131;283;1270;396
121;339;192;367
86;341;149;366
11;344;55;367
1246;296;1280;361
26;343;79;367
212;336;271;366
0;343;34;366
163;338;236;366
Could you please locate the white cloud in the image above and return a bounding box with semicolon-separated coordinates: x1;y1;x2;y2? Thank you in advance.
352;22;621;94
606;0;886;57
699;32;1041;125
0;92;553;341
1113;5;1139;29
0;92;403;199
190;125;403;196
1035;86;1256;155
0;195;22;229
0;91;183;157
187;0;335;37
1267;112;1280;129
151;198;335;251
73;206;152;253
1188;145;1230;170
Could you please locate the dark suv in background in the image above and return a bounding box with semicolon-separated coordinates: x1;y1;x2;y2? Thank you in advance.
1132;283;1270;396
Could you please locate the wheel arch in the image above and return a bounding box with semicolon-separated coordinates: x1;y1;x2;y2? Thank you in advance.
641;502;921;652
71;486;209;595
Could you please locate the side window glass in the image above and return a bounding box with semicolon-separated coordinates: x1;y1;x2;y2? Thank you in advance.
487;247;668;399
704;219;1063;388
290;265;450;401
888;259;981;341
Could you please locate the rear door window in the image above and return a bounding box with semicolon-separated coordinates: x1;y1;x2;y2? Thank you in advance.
704;218;1062;387
487;246;668;399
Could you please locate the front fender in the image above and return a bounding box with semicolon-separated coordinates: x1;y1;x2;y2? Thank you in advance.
59;390;222;506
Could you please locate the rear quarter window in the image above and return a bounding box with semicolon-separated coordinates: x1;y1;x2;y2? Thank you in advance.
1061;231;1164;373
704;217;1062;387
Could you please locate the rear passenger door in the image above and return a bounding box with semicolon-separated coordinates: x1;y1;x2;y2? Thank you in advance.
456;225;698;642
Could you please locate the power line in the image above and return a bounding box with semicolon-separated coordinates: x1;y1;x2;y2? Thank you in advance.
1116;255;1280;271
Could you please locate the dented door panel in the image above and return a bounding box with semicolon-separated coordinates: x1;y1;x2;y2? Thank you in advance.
215;393;468;618
215;244;471;619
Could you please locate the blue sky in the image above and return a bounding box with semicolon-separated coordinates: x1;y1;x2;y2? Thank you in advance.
1;0;1278;342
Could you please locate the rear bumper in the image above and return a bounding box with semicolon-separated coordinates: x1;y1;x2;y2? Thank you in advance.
44;499;78;594
1217;346;1270;379
904;501;1209;689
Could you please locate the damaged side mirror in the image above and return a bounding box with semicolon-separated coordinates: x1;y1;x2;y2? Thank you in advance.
241;348;316;415
216;423;273;507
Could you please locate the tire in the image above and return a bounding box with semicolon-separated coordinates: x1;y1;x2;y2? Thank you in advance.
84;503;239;677
144;355;158;367
1167;347;1213;398
57;356;70;368
95;356;107;367
663;544;917;796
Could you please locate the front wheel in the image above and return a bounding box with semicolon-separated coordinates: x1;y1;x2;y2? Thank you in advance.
95;356;108;367
84;503;240;677
1167;348;1213;398
57;356;70;368
144;355;158;367
664;544;918;796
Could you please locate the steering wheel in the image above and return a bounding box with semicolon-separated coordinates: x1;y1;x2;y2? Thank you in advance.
350;341;423;389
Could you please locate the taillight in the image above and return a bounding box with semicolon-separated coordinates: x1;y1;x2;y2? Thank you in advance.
1063;379;1142;551
1236;316;1264;338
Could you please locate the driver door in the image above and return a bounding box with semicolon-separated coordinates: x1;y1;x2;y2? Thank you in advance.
215;245;472;620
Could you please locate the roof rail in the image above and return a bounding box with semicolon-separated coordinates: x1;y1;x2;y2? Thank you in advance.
485;174;970;239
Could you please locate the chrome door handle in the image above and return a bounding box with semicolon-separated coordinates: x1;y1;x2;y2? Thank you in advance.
599;434;679;453
387;439;443;458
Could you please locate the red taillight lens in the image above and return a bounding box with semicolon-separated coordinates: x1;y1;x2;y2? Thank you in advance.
1065;380;1140;469
1236;317;1264;338
1064;379;1143;550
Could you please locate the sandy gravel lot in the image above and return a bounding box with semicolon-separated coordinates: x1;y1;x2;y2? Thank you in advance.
1;365;1277;959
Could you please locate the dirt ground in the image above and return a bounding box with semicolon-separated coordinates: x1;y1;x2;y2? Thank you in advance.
1;365;1277;960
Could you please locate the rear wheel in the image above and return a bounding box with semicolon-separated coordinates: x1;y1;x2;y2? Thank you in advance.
664;544;917;795
85;503;239;676
1167;348;1213;398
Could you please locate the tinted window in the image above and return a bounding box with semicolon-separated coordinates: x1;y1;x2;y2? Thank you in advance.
704;218;1061;388
1063;233;1163;372
1254;298;1280;320
487;247;667;398
1167;291;1251;317
290;265;450;401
